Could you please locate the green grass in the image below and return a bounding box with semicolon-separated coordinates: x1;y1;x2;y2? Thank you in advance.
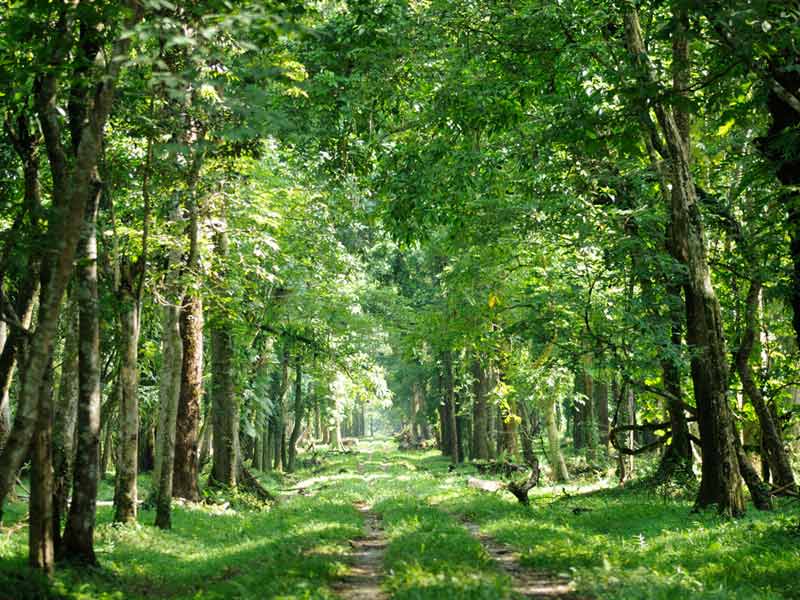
1;440;799;599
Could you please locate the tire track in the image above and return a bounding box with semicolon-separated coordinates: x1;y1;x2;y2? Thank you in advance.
460;519;585;599
332;502;388;600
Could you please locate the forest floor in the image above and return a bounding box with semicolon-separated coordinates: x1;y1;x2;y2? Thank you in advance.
1;439;799;599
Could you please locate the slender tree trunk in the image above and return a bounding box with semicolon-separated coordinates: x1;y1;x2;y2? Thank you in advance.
595;377;609;452
210;229;238;487
113;288;141;523
153;300;182;529
471;359;490;460
518;401;538;467
173;294;203;500
198;404;212;470
52;292;79;550
153;207;184;529
544;393;569;482
62;184;102;564
287;360;304;472
442;352;459;463
29;366;55;573
736;281;796;492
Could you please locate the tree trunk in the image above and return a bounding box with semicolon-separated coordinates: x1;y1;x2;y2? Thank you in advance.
471;359;490;460
443;352;459;463
581;359;597;459
544;393;569;482
52;291;79;549
518;401;538;467
210;229;238;487
198;405;213;470
595;377;609;452
152;210;184;529
287;360;304;472
624;7;745;516
29;366;55;573
113;287;141;523
736;281;796;492
173;294;203;501
62;184;102;565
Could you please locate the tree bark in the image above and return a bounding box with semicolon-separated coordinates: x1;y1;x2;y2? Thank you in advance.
153;207;184;529
471;359;490;460
443;351;459;463
52;291;79;548
624;7;745;516
113;286;141;523
736;281;796;492
29;365;55;572
62;182;101;565
544;393;569;482
210;229;238;487
173;294;203;501
286;360;304;472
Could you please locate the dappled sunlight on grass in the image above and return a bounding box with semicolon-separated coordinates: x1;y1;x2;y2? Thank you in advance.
2;442;798;599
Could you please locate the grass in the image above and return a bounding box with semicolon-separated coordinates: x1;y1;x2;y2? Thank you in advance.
1;440;799;599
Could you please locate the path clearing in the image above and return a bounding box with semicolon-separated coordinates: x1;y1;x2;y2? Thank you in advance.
332;502;388;600
461;519;581;599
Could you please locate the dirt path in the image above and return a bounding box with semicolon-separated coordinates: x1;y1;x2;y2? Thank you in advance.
332;501;388;600
460;519;582;599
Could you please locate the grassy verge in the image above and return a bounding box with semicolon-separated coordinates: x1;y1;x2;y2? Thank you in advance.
2;441;798;600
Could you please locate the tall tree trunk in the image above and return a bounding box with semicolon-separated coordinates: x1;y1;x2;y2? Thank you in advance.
113;286;141;523
544;393;569;483
287;360;304;472
615;382;635;484
152;206;184;530
736;281;796;492
173;294;202;500
173;177;202;500
595;377;609;453
198;404;213;470
53;292;79;549
0;9;140;520
624;7;745;516
471;359;490;460
62;184;102;565
210;229;238;487
518;401;538;467
443;351;459;463
500;398;519;458
29;366;55;572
